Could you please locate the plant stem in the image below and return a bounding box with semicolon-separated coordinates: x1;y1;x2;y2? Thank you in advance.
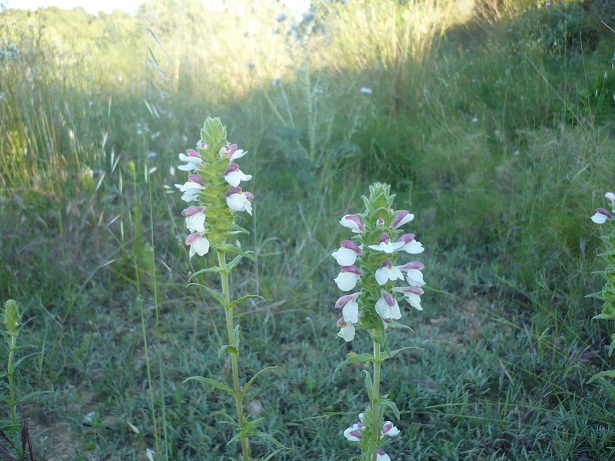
371;340;381;461
218;249;251;461
7;333;17;426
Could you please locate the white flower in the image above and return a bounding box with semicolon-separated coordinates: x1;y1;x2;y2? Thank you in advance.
393;286;424;311
178;149;204;171
376;448;391;461
397;234;424;254
334;265;361;291
340;215;365;233
331;240;362;266
226;187;253;215
375;290;402;320
176;174;206;202
591;208;613;224
392;210;414;228
186;232;210;257
399;262;425;287
335;293;360;324
381;421;400;437
224;163;252;187
337;317;356;342
343;422;363;441
375;258;404;286
368;233;404;253
219;144;247;161
182;206;206;233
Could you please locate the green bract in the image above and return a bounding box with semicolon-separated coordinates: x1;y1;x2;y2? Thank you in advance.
3;299;21;338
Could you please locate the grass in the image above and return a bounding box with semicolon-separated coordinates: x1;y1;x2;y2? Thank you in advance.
1;0;615;459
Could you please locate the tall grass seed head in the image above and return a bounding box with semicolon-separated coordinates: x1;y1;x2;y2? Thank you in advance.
176;118;253;256
333;182;425;344
3;299;22;337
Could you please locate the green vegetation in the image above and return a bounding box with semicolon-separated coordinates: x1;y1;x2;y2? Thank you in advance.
0;0;614;459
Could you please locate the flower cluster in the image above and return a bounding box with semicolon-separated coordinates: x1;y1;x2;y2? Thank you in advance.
176;118;253;257
590;190;615;357
343;413;400;461
332;183;425;342
591;192;615;224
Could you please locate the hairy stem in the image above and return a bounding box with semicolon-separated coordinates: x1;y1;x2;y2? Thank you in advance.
7;333;17;425
371;340;381;461
218;249;251;461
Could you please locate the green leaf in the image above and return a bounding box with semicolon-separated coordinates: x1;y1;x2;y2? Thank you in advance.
16;390;51;403
377;397;400;420
259;448;294;461
229;295;265;310
364;370;373;400
217;244;255;261
186;282;224;305
219;345;238;357
234;324;241;349
228;417;264;445
242;366;278;398
335;353;375;372
588;369;615;383
387;321;414;331
13;352;41;369
226;255;243;272
184;376;235;397
593;313;615;321
380;346;421;361
253;432;304;460
189;267;221;279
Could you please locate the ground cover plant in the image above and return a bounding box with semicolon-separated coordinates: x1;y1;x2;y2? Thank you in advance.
0;0;614;459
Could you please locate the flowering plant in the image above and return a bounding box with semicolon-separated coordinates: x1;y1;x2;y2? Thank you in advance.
177;118;268;460
333;183;425;461
589;191;615;382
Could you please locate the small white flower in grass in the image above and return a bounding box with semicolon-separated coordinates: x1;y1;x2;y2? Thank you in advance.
335;293;360;324
360;87;373;95
381;421;400;437
178;148;203;171
337;317;356;342
591;208;613;224
332;240;362;265
224;163;252;187
397;233;424;254
182;206;206;233
605;192;615;206
176;174;206;202
400;261;425;287
369;233;404;253
392;210;414;229
226;187;254;215
343;421;364;441
146;448;155;461
334;265;361;291
340;214;365;233
375;258;404;285
376;448;391;461
219;144;247;161
186;232;210;257
393;285;424;310
375;290;402;320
